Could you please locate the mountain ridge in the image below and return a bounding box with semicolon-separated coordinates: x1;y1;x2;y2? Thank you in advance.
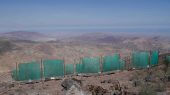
0;31;56;41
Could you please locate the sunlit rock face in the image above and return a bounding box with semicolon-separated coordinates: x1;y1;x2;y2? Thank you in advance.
61;78;91;95
66;85;86;95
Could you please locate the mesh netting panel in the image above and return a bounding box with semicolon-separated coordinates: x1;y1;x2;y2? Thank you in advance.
132;52;139;68
103;54;120;72
12;51;159;81
76;63;83;74
132;52;149;69
81;57;100;73
17;61;41;81
43;59;64;78
166;56;170;63
150;51;159;66
11;70;18;81
120;59;126;70
65;64;74;75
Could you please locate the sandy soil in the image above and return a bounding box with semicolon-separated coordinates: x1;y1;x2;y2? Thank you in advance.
0;66;170;95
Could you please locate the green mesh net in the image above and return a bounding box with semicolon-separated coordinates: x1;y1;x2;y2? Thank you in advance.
80;57;100;73
119;59;126;70
103;53;120;72
132;51;149;69
76;63;83;74
65;64;74;75
17;61;41;81
150;51;159;66
11;69;18;81
12;50;161;81
166;56;170;63
43;59;64;78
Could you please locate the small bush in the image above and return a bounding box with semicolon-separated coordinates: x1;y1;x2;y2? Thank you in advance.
139;84;156;95
164;57;170;67
0;40;14;54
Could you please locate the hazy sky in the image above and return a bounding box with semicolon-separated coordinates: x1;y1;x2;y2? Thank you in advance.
0;0;170;31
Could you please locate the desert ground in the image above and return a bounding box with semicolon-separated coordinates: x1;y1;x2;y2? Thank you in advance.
0;31;170;95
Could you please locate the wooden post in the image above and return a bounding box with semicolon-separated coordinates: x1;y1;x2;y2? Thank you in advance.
149;50;151;67
158;50;160;65
100;55;103;74
125;57;127;70
40;58;43;82
74;59;76;75
128;56;130;70
63;57;65;77
16;62;18;80
79;57;82;75
129;51;132;70
119;53;121;71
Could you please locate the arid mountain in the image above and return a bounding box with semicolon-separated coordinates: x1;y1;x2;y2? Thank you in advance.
0;37;17;54
63;32;125;43
0;31;169;72
0;31;56;41
62;32;167;50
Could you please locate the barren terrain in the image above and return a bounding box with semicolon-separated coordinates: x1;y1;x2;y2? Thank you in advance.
0;31;170;95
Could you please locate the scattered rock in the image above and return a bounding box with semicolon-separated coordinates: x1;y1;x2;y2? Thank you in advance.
101;79;112;84
86;85;108;95
61;78;86;95
61;78;81;90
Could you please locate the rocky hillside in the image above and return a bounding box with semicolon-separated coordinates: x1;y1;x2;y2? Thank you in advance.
0;31;56;41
